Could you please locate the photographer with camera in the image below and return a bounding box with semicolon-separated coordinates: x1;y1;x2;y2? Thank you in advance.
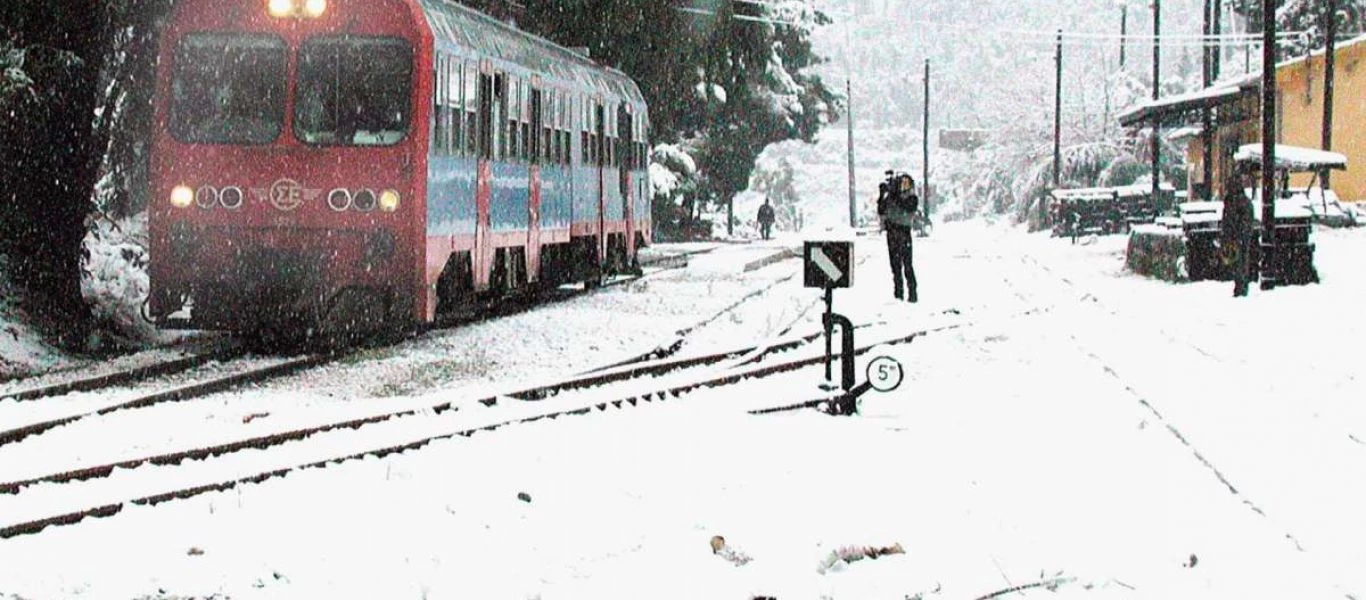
877;171;919;303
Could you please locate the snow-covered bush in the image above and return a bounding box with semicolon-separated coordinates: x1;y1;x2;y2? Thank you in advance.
81;212;159;345
651;143;711;240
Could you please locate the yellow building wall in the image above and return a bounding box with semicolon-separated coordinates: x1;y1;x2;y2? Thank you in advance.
1184;41;1366;201
1275;41;1366;200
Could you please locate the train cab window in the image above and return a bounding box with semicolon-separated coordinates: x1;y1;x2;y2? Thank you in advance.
171;33;286;145
296;36;412;146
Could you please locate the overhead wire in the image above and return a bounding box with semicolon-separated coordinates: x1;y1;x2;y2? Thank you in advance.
676;2;1312;51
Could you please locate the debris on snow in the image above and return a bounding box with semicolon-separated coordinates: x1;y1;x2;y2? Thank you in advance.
816;542;906;574
710;535;753;566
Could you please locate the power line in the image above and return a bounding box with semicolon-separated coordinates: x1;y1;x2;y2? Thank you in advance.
676;6;809;28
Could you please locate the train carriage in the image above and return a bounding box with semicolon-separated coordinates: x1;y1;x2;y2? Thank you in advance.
147;0;650;337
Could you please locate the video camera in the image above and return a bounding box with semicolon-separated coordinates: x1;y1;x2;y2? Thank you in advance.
879;170;913;198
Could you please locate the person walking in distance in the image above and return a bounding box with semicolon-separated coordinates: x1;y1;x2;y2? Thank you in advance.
757;197;776;240
877;172;919;302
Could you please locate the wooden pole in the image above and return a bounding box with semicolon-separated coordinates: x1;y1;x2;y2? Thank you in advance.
923;59;930;215
1151;0;1162;205
1202;0;1214;200
1260;0;1277;289
1323;0;1337;188
1120;6;1128;68
1054;30;1063;188
847;78;856;227
1212;0;1222;80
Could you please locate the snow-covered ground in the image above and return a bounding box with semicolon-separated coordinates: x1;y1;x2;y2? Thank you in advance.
2;222;1365;600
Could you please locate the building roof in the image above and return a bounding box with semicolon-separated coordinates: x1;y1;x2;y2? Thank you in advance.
1166;126;1203;142
1117;84;1244;127
1118;34;1366;129
1233;144;1348;171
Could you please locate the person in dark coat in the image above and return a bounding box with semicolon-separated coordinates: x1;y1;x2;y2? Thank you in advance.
877;172;919;302
1221;173;1256;297
757;197;776;240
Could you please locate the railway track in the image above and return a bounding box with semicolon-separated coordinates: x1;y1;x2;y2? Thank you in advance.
0;305;1009;540
0;246;730;451
0;340;248;403
588;246;866;373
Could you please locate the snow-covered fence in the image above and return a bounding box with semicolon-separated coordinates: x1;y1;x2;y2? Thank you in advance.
1124;225;1187;282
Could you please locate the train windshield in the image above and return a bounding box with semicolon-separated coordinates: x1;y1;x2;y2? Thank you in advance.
295;36;413;146
170;33;287;144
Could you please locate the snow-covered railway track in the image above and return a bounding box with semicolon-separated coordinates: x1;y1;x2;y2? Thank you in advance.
0;312;995;541
0;353;334;447
0;254;715;453
0;343;249;403
583;246;811;371
999;250;1366;593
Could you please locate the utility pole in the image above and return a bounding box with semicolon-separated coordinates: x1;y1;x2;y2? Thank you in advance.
1202;0;1214;200
1151;0;1162;206
1260;0;1277;289
847;78;857;228
844;4;857;229
1324;0;1337;188
1120;5;1128;68
1054;29;1063;189
923;59;930;216
1212;0;1222;81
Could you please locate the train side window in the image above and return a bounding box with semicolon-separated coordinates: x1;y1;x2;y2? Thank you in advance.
508;78;519;162
464;62;478;157
519;79;529;163
494;72;507;160
478;72;492;160
453;59;464;155
433;55;446;154
530;87;543;165
595;103;605;167
449;59;461;156
519;79;530;163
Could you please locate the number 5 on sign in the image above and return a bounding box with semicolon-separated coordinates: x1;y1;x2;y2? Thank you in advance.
866;356;904;393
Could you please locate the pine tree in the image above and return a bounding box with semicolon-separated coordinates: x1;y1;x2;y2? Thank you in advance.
518;0;837;224
1229;0;1366;59
0;1;105;348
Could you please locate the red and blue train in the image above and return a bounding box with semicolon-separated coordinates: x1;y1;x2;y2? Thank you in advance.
147;0;651;336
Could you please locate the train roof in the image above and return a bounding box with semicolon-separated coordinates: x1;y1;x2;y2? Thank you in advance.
417;0;646;108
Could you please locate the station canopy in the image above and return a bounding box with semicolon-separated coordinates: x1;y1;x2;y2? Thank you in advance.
1234;144;1348;171
1117;84;1245;128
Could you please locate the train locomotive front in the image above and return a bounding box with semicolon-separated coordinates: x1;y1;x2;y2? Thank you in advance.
148;0;430;335
148;0;653;339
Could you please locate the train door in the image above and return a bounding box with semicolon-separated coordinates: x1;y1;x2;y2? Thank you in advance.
474;65;499;291
528;85;543;283
594;100;606;269
617;104;635;260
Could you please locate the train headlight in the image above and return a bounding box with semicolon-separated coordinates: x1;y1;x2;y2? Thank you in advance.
267;0;294;17
170;186;194;209
303;0;327;17
379;189;401;212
